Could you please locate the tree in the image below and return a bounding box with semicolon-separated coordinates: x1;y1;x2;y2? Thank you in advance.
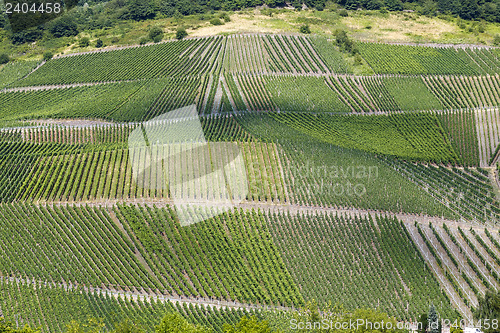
149;26;164;43
385;0;403;10
176;27;188;39
95;39;104;48
43;51;54;61
155;313;208;333
474;290;500;333
49;16;79;38
418;313;428;333
127;0;155;21
428;305;440;333
459;0;480;20
0;53;9;64
10;28;43;45
419;0;438;16
223;316;272;333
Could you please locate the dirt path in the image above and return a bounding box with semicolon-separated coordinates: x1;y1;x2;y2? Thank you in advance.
0;79;141;93
37;198;498;230
0;276;289;312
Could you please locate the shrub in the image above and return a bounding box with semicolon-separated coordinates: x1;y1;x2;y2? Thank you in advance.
299;24;311;34
354;53;363;65
95;39;103;48
0;53;9;64
210;18;223;25
176;27;188;40
43;51;53;61
79;37;90;48
111;36;119;43
339;9;349;16
139;37;149;45
494;34;500;46
219;12;231;22
148;26;164;42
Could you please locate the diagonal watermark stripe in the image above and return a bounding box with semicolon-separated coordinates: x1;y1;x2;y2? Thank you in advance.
128;105;248;226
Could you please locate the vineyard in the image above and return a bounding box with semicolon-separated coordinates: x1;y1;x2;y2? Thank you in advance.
0;60;40;89
0;32;499;330
0;278;261;332
358;43;500;75
267;212;455;320
407;222;500;319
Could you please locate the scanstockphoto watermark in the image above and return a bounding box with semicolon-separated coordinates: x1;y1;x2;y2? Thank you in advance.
290;318;500;331
290;319;413;331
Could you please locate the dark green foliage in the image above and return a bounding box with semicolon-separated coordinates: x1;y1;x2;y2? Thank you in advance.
43;51;53;61
125;0;156;21
474;290;500;333
95;39;103;48
9;28;43;45
418;314;428;333
0;54;9;65
339;8;349;16
385;0;403;11
49;15;79;38
428;305;439;333
334;29;358;55
299;24;311;33
149;26;164;43
494;34;500;46
210;17;224;25
79;37;90;48
176;27;188;39
219;12;231;22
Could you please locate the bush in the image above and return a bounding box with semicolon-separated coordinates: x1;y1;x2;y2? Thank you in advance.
299;24;311;34
0;53;9;64
315;2;325;10
79;37;90;48
148;26;164;42
111;36;119;43
139;37;149;45
494;35;500;46
43;51;53;61
219;12;231;22
95;39;103;48
354;53;363;65
339;9;349;16
176;27;188;40
210;18;223;25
